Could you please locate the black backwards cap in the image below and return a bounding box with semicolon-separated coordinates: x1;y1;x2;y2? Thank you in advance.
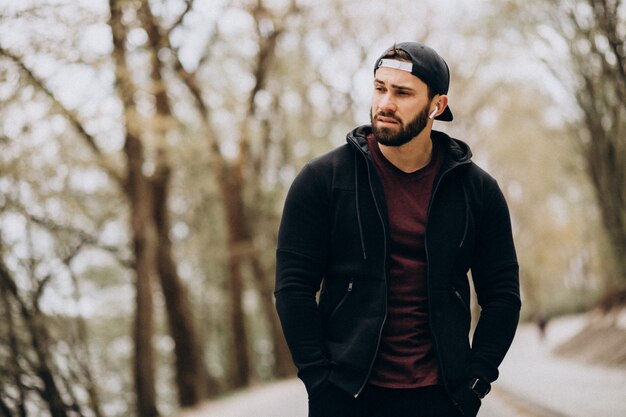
374;42;453;121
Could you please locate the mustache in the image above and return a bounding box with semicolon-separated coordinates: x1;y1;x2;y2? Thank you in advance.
374;111;402;123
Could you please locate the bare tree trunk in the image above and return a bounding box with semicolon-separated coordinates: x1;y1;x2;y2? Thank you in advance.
162;0;300;386
152;163;220;400
218;166;252;389
218;160;293;382
0;273;27;417
249;256;295;378
109;1;159;416
585;128;626;299
225;0;299;381
125;135;160;417
32;342;68;417
249;111;296;379
137;0;218;403
165;31;254;390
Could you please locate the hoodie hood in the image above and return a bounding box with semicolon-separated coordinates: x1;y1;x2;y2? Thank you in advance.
346;124;473;166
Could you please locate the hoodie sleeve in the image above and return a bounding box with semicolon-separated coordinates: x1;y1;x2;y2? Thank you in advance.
274;163;331;395
470;179;521;384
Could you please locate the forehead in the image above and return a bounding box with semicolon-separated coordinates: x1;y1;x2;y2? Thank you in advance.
374;67;427;90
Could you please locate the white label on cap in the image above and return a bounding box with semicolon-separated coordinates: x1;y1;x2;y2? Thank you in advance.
378;59;413;73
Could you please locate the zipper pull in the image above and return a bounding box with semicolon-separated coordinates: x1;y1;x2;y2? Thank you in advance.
348;281;354;291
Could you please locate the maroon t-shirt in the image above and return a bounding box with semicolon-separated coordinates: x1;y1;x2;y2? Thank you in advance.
367;134;443;388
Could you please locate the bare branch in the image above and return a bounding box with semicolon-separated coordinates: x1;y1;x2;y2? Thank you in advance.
166;30;223;160
0;249;73;417
0;46;125;190
3;198;133;269
33;273;54;312
61;260;105;417
166;0;194;38
165;0;232;133
0;395;13;417
590;0;626;91
191;0;236;75
0;258;20;299
0;280;29;417
108;0;148;154
247;0;300;116
242;0;301;176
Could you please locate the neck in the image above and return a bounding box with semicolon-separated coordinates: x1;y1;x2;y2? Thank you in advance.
377;128;434;173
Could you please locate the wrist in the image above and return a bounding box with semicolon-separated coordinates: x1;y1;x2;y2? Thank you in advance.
468;377;491;399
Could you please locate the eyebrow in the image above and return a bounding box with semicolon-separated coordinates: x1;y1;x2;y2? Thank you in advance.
374;78;415;92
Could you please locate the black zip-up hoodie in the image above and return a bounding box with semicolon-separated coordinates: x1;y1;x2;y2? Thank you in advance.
275;125;520;415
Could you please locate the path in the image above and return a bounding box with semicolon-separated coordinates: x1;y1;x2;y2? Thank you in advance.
497;314;626;417
174;314;626;417
176;378;535;417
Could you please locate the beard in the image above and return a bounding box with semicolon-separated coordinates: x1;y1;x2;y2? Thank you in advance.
371;104;430;147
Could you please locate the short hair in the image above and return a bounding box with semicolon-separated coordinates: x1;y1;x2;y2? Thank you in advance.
381;47;436;100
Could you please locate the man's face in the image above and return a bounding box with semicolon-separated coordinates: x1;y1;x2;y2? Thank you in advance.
370;66;432;147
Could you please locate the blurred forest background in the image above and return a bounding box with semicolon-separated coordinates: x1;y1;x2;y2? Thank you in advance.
0;0;624;416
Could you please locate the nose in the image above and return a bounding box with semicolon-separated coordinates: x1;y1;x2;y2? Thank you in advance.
377;92;397;113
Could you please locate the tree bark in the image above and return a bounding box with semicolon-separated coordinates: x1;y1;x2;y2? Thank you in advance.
222;1;299;381
138;0;217;403
152;163;220;400
249;255;295;378
163;19;254;391
218;165;252;389
109;1;159;416
125;135;160;417
164;0;300;385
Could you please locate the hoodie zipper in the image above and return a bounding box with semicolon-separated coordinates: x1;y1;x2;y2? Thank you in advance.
327;279;354;322
425;159;471;411
453;287;471;315
348;134;471;400
352;142;388;398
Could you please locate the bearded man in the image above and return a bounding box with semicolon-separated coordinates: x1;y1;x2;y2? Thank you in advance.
275;42;521;417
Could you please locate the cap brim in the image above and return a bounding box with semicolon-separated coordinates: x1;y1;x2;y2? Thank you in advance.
435;105;453;122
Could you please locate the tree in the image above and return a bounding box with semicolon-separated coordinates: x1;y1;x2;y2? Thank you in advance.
0;218;109;417
506;0;626;305
5;0;615;414
1;1;215;414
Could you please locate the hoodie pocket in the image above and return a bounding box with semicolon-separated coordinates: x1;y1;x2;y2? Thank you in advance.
327;279;354;322
452;287;471;315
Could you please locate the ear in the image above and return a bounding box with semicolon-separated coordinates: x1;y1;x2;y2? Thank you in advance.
430;95;449;119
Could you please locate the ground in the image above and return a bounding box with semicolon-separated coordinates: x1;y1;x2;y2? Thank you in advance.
553;307;626;367
171;311;626;417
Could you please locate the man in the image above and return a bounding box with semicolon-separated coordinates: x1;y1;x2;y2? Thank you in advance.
274;41;521;417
